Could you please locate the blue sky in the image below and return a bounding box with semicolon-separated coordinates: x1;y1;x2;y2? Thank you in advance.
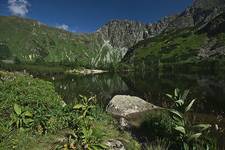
0;0;192;32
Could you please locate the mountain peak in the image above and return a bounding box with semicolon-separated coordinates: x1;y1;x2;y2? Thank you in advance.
193;0;225;9
96;19;148;49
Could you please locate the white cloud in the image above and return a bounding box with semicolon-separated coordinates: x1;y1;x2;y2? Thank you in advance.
56;24;69;31
8;0;30;17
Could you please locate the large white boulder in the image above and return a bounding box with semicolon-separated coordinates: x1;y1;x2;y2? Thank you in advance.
106;95;158;118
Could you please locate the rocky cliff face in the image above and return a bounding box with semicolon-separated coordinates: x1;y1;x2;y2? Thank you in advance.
200;12;225;35
147;15;177;37
198;12;225;59
95;16;176;56
167;0;225;30
96;20;148;49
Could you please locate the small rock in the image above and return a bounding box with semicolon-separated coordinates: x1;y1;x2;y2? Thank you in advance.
60;100;67;107
106;139;125;150
215;124;219;130
119;117;130;129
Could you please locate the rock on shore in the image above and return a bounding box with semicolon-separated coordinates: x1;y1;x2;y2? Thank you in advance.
67;68;108;75
106;95;158;118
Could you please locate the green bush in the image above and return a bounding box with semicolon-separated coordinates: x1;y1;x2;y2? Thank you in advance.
0;71;64;134
138;88;216;150
139;110;175;139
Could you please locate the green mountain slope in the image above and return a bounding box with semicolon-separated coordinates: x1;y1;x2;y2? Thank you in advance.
122;13;225;71
0;16;124;69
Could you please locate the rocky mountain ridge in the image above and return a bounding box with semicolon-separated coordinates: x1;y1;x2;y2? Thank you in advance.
167;0;225;30
121;0;225;70
96;0;225;55
0;0;225;69
96;16;176;52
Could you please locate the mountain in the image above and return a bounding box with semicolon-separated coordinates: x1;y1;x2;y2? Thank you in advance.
0;16;177;68
122;0;225;71
96;16;176;49
0;16;137;69
166;0;225;30
0;16;97;67
0;0;225;70
0;15;172;69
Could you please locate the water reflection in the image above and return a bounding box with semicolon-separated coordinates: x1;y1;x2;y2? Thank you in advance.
34;71;225;116
42;73;129;105
120;72;225;115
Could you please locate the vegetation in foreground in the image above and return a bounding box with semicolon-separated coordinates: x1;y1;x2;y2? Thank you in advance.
0;70;218;150
0;71;140;150
141;89;216;150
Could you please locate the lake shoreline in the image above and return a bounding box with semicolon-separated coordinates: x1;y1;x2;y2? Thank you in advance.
66;68;108;75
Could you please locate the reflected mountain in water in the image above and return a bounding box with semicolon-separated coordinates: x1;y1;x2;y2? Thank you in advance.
120;72;225;115
50;73;129;105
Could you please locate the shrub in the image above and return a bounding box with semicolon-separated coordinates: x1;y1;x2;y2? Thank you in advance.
166;88;213;149
139;88;215;150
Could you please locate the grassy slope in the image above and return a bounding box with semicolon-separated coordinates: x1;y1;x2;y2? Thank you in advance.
0;71;140;149
122;14;225;71
0;16;121;69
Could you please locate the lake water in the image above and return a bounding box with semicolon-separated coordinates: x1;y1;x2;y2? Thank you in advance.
34;70;225;148
36;71;225;115
1;64;225;148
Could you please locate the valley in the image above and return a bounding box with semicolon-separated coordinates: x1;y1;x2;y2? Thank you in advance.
1;0;225;149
